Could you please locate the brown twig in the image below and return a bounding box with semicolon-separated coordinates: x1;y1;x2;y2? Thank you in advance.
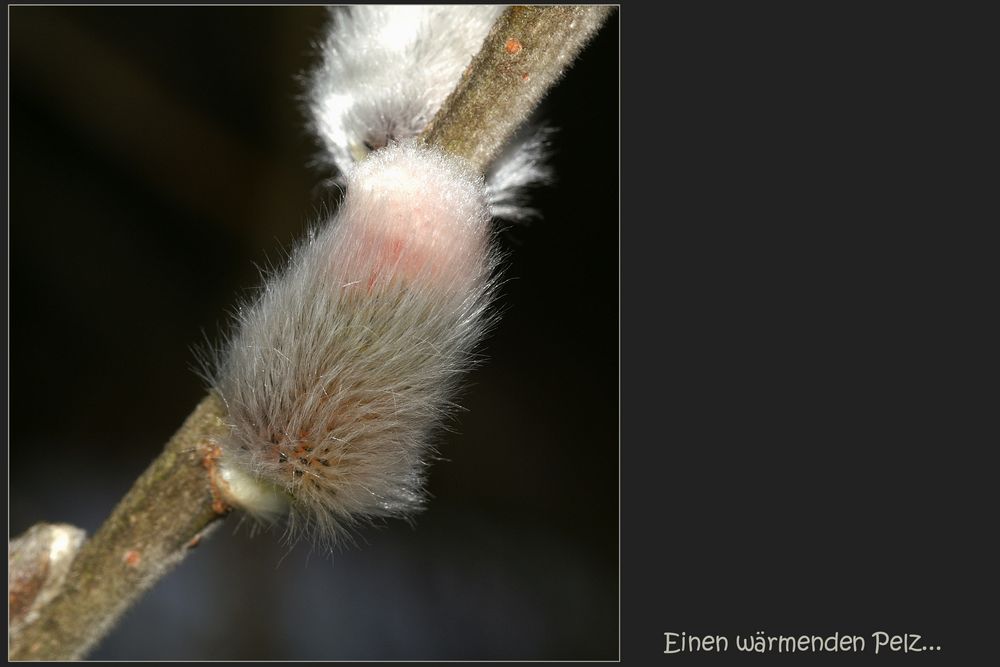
8;395;231;660
421;5;612;172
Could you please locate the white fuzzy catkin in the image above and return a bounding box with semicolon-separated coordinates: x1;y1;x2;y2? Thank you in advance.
308;5;551;221
210;141;497;545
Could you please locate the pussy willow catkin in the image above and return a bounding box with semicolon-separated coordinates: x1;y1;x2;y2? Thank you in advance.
309;5;505;173
308;5;551;222
210;141;498;545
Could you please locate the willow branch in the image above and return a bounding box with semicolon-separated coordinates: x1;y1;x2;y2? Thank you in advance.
9;6;612;660
8;395;231;660
421;5;612;172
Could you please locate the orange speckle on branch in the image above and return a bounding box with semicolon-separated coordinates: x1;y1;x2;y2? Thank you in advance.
521;72;530;82
123;550;141;568
505;37;522;55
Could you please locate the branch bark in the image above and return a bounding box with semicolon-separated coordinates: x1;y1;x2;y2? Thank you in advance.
421;5;612;172
9;6;612;660
8;395;231;660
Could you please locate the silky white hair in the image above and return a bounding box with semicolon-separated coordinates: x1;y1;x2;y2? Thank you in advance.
209;142;499;546
308;5;551;221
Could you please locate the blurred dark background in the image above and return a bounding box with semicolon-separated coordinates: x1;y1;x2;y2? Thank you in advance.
8;6;618;660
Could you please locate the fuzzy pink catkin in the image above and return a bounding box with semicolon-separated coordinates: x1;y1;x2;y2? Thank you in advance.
210;141;497;545
334;144;491;292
